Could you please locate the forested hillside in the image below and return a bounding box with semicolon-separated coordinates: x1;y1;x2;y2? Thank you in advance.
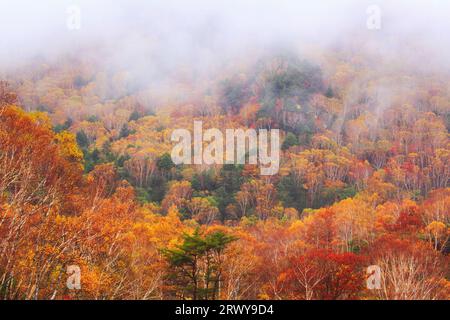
1;45;448;300
0;0;449;300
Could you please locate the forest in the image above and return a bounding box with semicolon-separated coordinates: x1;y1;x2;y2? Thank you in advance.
0;1;449;300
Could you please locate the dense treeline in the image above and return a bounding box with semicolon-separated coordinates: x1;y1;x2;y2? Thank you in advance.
0;49;449;299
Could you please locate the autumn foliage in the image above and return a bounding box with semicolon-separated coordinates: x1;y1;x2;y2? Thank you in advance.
0;48;449;300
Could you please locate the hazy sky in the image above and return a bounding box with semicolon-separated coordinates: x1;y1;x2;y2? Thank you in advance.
1;1;450;76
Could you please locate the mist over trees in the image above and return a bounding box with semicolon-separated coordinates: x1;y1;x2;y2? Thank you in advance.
0;1;449;300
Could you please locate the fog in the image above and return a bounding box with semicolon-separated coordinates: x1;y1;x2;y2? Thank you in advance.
1;0;450;86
